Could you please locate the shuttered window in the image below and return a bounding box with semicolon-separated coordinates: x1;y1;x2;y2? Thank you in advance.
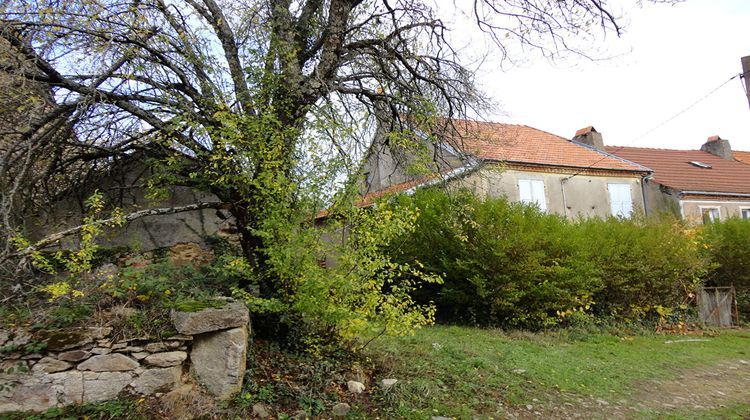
608;183;633;218
701;207;721;224
518;179;546;211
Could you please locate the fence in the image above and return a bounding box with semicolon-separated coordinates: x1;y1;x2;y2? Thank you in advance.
697;286;739;327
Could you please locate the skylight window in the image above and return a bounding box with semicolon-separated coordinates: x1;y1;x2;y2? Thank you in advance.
688;161;712;169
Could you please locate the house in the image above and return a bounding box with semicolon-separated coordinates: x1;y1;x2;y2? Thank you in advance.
362;120;652;219
600;134;750;224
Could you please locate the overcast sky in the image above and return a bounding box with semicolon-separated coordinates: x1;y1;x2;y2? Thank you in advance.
465;0;750;151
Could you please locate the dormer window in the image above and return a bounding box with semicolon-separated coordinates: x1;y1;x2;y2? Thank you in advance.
688;161;712;169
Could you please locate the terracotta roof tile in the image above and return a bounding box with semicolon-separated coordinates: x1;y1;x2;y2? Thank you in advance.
734;150;750;165
449;120;647;172
315;166;472;219
605;146;750;195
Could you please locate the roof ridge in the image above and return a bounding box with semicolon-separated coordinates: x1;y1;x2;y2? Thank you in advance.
606;145;706;152
572;140;653;172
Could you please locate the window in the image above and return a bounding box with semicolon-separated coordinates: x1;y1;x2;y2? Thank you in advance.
741;208;750;220
518;179;546;211
701;207;721;224
608;183;633;218
688;161;712;169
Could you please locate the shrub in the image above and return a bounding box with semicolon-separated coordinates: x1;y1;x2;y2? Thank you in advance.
387;188;706;328
701;218;750;318
389;188;599;328
578;216;706;319
236;198;442;353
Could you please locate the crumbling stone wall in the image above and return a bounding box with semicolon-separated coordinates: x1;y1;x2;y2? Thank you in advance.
0;299;250;414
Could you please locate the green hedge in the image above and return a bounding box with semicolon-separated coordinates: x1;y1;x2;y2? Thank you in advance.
388;189;708;329
701;218;750;319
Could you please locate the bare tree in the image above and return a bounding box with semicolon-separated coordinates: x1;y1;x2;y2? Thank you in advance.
0;0;670;270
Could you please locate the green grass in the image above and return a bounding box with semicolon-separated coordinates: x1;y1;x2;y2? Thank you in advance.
368;325;750;419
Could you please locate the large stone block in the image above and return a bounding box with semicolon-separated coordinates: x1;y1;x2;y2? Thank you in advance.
82;371;132;403
144;351;187;367
130;366;182;395
78;353;139;371
0;369;84;413
49;370;84;405
190;326;247;399
31;357;72;373
0;383;57;413
171;300;249;335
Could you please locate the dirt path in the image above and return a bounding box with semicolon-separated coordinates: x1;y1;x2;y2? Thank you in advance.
511;359;750;419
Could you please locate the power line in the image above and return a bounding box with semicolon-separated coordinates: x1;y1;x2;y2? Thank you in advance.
631;73;740;142
567;72;742;179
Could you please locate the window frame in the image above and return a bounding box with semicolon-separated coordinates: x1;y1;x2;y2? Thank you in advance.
607;183;634;218
517;179;547;211
740;207;750;220
699;206;721;224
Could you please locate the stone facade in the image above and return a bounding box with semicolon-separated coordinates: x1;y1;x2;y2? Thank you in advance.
0;298;250;414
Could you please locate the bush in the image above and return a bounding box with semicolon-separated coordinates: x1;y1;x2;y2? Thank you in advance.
579;216;706;319
387;188;706;329
237;198;442;353
389;189;599;328
701;218;750;318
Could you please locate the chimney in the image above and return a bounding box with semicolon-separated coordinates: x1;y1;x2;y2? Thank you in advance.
572;126;604;150
742;56;750;110
700;135;733;160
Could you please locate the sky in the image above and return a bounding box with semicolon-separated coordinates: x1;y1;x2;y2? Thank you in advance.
463;0;750;151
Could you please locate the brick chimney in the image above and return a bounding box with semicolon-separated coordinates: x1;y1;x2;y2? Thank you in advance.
572;126;604;150
700;135;733;160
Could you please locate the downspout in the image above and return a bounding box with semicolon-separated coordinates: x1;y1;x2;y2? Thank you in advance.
560;176;570;218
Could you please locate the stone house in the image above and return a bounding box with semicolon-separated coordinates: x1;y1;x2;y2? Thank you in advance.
362;120;652;219
602;134;750;224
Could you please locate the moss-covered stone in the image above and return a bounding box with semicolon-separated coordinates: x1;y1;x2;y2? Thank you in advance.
173;299;226;313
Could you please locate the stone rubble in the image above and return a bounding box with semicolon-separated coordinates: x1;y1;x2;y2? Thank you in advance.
347;380;366;394
0;296;250;414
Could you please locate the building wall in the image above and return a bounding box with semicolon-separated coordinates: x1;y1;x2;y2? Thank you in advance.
455;165;645;219
27;161;233;252
680;198;750;224
361;132;464;194
642;180;681;217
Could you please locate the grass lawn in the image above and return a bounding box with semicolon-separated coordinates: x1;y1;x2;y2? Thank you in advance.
366;325;750;419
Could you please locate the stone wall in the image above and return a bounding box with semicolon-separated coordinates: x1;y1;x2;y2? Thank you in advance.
0;299;249;414
26;159;237;253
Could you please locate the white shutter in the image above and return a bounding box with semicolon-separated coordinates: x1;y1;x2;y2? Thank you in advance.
531;180;547;211
608;183;633;217
519;179;546;211
518;179;533;204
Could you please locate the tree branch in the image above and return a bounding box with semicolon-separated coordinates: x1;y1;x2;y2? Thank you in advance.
7;202;227;259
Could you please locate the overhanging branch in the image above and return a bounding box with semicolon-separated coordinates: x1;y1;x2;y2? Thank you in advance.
7;201;227;260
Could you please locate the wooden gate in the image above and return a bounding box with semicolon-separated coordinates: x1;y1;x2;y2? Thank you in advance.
697;286;739;327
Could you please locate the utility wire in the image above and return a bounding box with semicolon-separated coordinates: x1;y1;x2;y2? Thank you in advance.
566;72;743;179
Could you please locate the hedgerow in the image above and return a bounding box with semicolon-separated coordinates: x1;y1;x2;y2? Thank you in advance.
387;188;709;329
701;218;750;319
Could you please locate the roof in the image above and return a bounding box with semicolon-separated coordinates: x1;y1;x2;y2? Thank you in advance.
450;120;649;173
734;150;750;166
315;164;478;219
605;146;750;195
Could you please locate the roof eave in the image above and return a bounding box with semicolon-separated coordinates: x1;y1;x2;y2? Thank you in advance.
484;158;652;175
679;190;750;198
